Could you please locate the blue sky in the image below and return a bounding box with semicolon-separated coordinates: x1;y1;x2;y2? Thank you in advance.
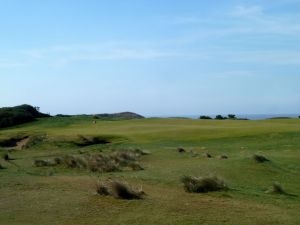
0;0;300;116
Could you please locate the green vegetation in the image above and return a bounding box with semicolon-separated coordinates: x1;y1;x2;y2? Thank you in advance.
94;112;144;120
0;116;300;225
0;104;50;128
181;175;227;193
199;115;212;119
96;180;145;199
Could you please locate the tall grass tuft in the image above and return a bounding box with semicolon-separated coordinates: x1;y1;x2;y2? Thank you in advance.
0;163;6;169
266;182;286;195
253;154;269;163
96;180;145;200
181;175;227;193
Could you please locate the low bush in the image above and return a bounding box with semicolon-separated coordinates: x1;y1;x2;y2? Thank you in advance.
199;116;212;120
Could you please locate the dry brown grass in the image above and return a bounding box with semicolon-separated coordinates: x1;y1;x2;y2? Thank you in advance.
33;149;145;173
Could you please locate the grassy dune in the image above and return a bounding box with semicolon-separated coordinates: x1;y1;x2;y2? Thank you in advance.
0;117;300;225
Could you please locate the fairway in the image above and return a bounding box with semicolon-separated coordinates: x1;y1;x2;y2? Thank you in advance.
1;117;300;225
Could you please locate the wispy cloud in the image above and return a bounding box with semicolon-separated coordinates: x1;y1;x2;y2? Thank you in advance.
0;59;27;69
168;4;300;36
230;5;263;17
11;42;183;67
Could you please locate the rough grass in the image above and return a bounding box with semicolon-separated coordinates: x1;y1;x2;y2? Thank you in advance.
0;163;6;169
96;180;145;199
266;182;287;195
33;150;145;172
181;175;227;193
253;154;270;163
2;153;13;161
0;117;300;225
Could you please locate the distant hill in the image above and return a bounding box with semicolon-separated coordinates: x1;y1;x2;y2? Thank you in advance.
0;104;50;128
95;112;144;120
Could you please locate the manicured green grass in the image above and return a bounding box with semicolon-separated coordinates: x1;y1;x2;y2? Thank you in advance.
0;117;300;225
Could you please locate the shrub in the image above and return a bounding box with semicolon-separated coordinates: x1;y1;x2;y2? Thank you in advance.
215;115;227;120
199;116;212;120
228;114;236;119
253;154;269;163
181;175;227;193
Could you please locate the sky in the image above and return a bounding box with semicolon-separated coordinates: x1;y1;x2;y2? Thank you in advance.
0;0;300;116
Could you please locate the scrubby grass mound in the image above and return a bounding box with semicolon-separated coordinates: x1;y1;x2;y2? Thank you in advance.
33;149;146;173
96;180;145;199
181;175;227;193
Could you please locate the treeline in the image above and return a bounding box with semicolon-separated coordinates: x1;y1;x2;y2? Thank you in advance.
199;114;247;120
0;104;50;128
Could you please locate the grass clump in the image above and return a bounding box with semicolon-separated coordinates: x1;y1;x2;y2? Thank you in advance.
203;152;212;158
181;175;227;193
219;154;228;159
96;180;145;200
95;181;110;196
74;135;112;147
33;159;56;167
253;154;269;163
177;147;186;153
266;182;287;195
22;134;46;149
0;163;6;169
34;149;145;173
3;153;13;161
